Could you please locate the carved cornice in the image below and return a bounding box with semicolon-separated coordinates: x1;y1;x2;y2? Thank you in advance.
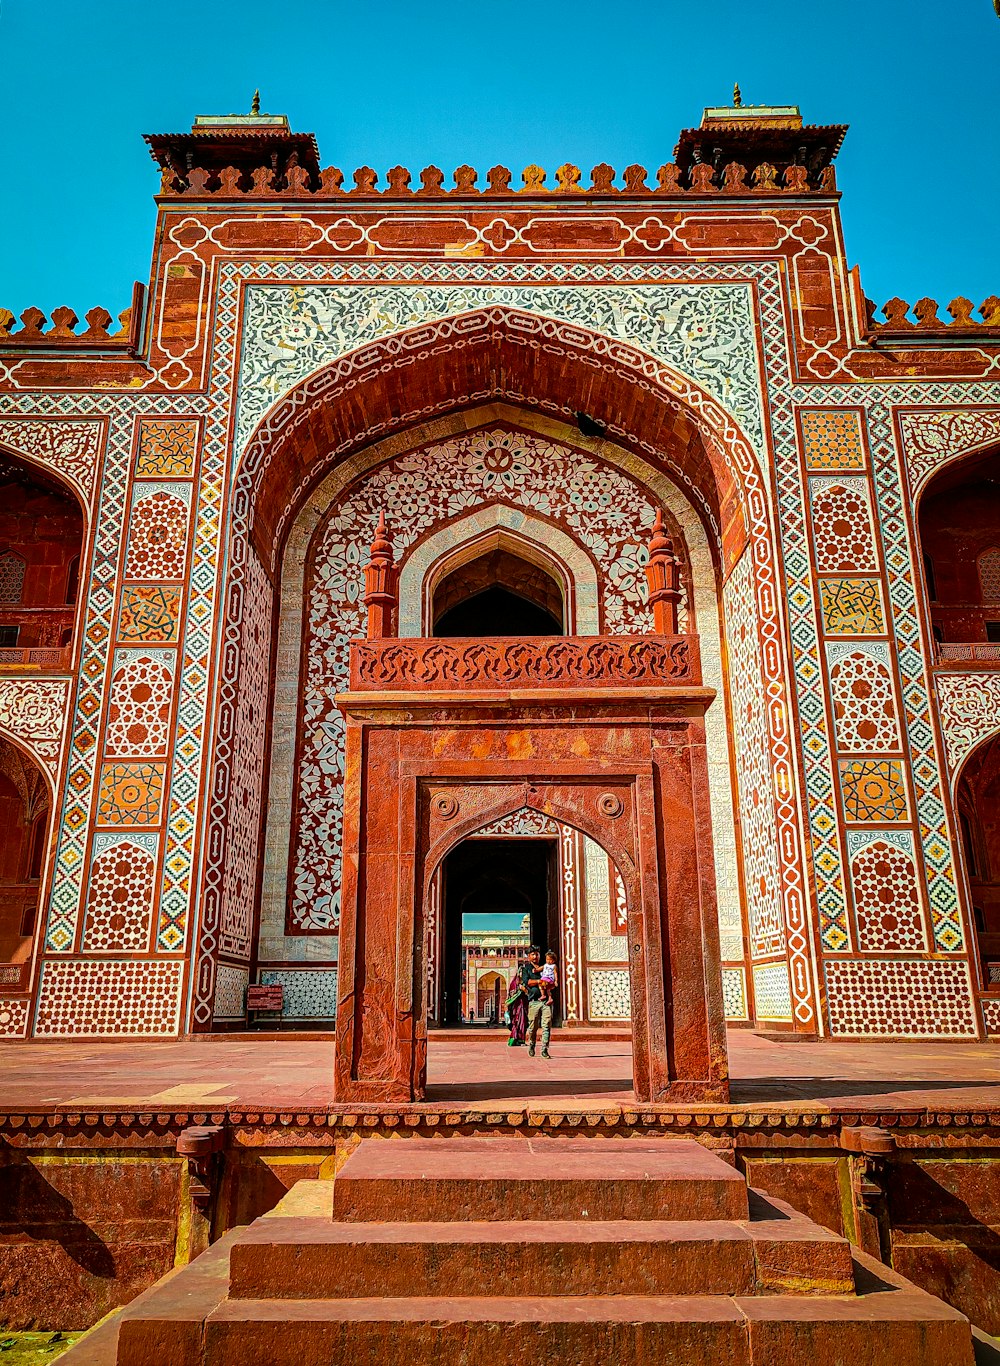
349;635;700;692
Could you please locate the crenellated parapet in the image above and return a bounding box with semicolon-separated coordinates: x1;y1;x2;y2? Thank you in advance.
153;158;840;199
867;294;1000;339
0;283;144;351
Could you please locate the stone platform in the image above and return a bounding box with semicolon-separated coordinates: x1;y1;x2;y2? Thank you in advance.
3;1028;1000;1115
59;1138;976;1364
4;1032;1000;1342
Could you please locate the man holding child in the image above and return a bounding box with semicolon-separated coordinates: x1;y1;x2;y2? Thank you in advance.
506;945;558;1058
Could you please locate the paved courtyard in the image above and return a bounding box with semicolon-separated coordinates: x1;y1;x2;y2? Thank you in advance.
1;1028;998;1113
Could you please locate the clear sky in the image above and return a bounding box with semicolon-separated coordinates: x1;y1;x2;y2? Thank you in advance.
1;1;997;322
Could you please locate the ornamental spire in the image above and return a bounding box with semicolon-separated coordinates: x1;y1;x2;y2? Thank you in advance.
363;510;398;639
733;81;742;108
645;510;682;635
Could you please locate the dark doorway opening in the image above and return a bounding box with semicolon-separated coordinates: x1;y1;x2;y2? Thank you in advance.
440;837;557;1025
433;549;564;637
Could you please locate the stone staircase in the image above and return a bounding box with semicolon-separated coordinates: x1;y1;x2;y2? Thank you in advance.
65;1137;975;1364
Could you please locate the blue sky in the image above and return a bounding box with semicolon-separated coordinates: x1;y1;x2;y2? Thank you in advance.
1;1;997;321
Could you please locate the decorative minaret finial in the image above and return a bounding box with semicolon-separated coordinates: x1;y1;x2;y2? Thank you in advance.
733;81;742;108
363;511;398;639
645;510;682;636
250;89;261;116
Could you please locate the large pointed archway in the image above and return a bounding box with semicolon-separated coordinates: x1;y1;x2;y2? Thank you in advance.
194;309;813;1054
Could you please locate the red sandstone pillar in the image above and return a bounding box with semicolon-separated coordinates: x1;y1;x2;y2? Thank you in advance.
645;510;682;635
363;511;398;639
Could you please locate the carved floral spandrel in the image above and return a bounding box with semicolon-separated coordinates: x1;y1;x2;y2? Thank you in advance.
935;671;1000;779
236;282;764;457
351;636;697;691
0;678;70;780
898;409;1000;495
0;419;103;506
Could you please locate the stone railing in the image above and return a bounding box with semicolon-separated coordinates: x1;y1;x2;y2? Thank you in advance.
157;159;838;199
0;647;72;672
0;960;31;993
0;282;144;351
936;642;1000;664
349;635;700;692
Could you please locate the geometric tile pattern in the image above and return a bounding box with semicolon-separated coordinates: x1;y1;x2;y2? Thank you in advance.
978;548;1000;604
104;651;174;757
33;958;183;1037
824;957;977;1037
135;419;198;477
213;963;249;1019
154;427;212;955
819;578;885;635
124;487;190;581
219;548;271;960
828;644;901;751
800;408;867;470
864;401;967;952
840;759;908;822
848;831;927;952
0;997;30;1038
721;965;748;1019
259;967;339;1019
723;549;785;960
117;585;183;643
81;832;156;952
587;967;631;1020
751;962;793;1020
0;550;26;604
809;478;879;573
95;762;165;826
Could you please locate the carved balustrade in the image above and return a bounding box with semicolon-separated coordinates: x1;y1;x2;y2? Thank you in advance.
348;634;700;693
0;646;72;673
151;159;839;200
867;294;1000;338
935;641;1000;666
0;282;145;351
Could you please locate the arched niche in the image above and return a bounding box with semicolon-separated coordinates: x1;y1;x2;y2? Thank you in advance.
255;412;741;994
396;507;599;637
916;441;1000;654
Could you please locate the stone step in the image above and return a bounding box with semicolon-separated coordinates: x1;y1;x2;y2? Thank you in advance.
331;1136;749;1222
229;1187;855;1300
188;1274;973;1366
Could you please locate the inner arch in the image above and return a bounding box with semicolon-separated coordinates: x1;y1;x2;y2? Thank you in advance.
433;549;564;637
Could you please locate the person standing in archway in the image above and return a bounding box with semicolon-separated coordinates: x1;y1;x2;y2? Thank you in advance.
523;947;553;1060
505;945;540;1047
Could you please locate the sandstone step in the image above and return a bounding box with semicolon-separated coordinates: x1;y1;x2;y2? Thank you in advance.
230;1217;760;1299
331;1135;749;1222
197;1294;750;1366
192;1275;973;1366
230;1185;855;1300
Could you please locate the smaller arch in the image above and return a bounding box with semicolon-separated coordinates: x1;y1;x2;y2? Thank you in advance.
424;796;638;909
954;729;1000;989
397;506;601;637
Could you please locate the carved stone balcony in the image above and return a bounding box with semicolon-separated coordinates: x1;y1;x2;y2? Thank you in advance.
0;646;72;674
348;634;701;693
935;642;1000;667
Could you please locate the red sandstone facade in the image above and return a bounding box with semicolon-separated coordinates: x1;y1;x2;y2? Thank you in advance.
1;96;999;1087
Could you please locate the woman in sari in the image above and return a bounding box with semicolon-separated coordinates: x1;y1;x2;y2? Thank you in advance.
505;962;528;1046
